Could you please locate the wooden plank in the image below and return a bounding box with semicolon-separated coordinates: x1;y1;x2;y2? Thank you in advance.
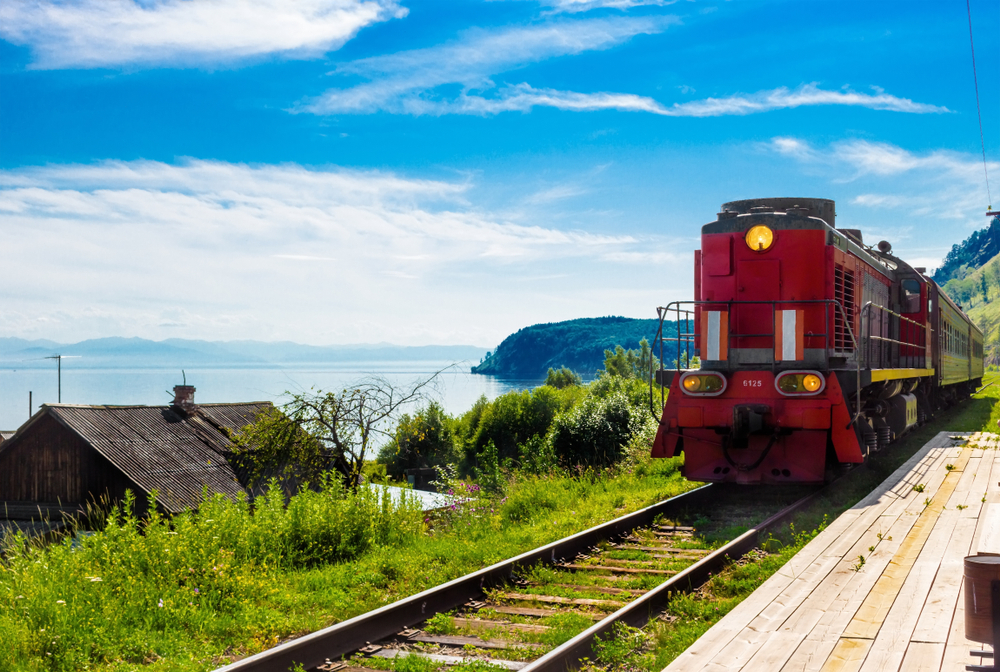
778;511;917;672
407;633;543;650
616;544;710;555
851;434;950;511
451;618;549;634
842;453;968;641
897;641;944;672
819;637;870;672
371;648;527;670
480;604;603;620
942;579;983;669
548;583;645;596
855;533;952;671
948;454;981;512
978;503;1000;555
559;563;675;575
911;514;977;643
964;453;996;517
778;444;965;671
494;591;624;608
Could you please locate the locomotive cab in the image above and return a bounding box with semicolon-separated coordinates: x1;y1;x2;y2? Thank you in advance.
652;198;982;484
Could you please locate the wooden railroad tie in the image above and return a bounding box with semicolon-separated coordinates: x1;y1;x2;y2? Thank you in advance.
559;563;678;575
451;618;550;633
406;632;545;650
496;591;625;608
548;582;646;596
475;604;604;620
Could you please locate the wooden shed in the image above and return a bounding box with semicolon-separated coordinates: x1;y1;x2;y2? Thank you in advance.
0;387;270;518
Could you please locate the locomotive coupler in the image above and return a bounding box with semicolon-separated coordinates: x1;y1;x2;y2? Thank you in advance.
732;404;770;448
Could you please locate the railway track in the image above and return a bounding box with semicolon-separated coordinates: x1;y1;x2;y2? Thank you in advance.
216;484;822;672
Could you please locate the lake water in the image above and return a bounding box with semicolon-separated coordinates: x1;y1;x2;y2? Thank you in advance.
0;362;545;432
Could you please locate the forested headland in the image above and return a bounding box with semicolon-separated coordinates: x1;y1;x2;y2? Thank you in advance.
471;316;678;378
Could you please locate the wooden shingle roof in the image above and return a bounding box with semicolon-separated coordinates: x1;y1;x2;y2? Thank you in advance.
12;402;270;514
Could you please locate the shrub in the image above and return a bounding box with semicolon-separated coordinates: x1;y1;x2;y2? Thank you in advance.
378;401;459;479
544;367;583;389
468;386;580;466
548;390;647;467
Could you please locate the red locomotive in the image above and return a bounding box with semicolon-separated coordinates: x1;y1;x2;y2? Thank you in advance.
651;197;984;484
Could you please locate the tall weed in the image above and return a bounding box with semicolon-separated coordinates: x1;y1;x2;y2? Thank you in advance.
0;480;422;671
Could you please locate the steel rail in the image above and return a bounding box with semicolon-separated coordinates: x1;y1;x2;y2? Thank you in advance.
519;485;825;672
214;484;714;672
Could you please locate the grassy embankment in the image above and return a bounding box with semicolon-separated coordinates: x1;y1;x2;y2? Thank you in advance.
5;369;999;672
0;455;693;671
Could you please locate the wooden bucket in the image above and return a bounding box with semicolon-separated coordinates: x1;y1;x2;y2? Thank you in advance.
965;555;1000;643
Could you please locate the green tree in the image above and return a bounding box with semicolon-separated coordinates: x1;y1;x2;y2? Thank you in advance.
544;366;582;389
599;338;654;379
982;273;989;303
233;374;438;489
378;401;457;478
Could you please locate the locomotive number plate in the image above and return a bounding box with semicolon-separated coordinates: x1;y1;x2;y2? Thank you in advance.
742;379;763;388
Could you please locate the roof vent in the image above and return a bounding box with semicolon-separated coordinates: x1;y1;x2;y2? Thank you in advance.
173;385;196;413
915;267;927;274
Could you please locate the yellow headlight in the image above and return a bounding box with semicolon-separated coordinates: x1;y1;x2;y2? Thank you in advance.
745;225;774;251
683;376;702;392
802;374;822;392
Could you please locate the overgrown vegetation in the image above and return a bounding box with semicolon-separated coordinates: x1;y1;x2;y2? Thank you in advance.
380;342;661;480
0;345;687;671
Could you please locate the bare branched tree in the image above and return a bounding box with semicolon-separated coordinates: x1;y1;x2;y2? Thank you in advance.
233;372;442;489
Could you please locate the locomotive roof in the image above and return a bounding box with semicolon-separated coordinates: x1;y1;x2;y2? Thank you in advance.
702;210;897;281
703;203;982;335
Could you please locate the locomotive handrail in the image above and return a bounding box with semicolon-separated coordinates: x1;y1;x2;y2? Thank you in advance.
649;299;860;423
860;301;928;371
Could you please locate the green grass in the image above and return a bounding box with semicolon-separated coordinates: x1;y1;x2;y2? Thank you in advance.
0;457;693;672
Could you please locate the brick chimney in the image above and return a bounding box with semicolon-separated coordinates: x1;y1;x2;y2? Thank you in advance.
172;385;196;413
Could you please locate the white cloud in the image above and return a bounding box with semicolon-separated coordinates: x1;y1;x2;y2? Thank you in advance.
304;16;675;114
540;0;678;13
441;83;946;117
767;136;999;270
311;49;949;119
0;0;405;69
659;83;947;117
0;159;673;344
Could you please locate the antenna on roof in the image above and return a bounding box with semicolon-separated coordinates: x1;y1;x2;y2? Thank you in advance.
43;354;81;403
182;370;186;386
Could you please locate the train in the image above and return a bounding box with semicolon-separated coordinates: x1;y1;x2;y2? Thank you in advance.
651;197;984;484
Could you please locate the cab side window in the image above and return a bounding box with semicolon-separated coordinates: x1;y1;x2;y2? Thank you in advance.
901;279;921;314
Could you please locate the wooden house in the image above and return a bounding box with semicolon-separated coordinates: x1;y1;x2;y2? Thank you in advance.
0;386;270;519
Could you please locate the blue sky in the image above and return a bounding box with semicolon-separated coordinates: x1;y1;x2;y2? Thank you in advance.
1;0;997;348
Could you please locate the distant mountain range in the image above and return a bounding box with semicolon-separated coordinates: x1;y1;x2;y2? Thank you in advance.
0;337;489;369
471;316;677;378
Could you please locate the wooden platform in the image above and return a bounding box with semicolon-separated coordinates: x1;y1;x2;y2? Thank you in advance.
665;431;1000;672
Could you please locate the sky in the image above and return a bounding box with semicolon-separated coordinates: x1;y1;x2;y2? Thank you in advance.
1;0;998;348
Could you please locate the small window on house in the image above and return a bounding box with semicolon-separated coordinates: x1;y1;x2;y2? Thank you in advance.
901;279;921;314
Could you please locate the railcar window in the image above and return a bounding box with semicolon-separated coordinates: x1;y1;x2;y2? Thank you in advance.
901;279;921;314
